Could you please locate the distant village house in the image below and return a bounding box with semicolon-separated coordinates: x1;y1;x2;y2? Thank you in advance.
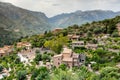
86;43;98;50
72;41;84;49
67;34;80;41
52;28;63;34
116;23;120;35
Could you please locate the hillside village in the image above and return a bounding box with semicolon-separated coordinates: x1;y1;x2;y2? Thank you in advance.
0;16;120;80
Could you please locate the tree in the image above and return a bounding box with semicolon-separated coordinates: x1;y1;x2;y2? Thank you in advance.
31;67;49;80
14;57;20;64
44;34;68;54
99;67;120;80
92;39;98;44
87;31;92;37
34;53;42;64
35;50;40;54
51;69;79;80
44;31;47;35
16;70;27;80
59;64;67;70
0;65;3;72
93;27;102;34
107;24;116;34
111;32;119;37
42;54;50;62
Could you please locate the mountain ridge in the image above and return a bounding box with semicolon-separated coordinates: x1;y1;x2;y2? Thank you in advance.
49;10;120;28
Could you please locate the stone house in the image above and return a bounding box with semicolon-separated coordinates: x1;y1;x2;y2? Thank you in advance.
67;34;80;41
116;23;120;35
18;49;36;63
86;44;98;50
72;41;84;49
53;48;85;68
108;49;120;53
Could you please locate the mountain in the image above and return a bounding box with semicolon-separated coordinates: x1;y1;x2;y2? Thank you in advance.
1;1;120;46
0;2;51;47
0;2;50;37
49;10;120;28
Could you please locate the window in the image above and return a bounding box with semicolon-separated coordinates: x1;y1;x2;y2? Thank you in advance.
82;60;84;62
79;59;81;62
1;55;3;57
58;62;60;65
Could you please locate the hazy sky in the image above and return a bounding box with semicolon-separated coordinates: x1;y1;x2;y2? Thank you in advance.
0;0;120;17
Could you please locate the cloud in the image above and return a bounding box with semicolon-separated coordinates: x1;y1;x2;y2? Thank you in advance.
0;0;120;17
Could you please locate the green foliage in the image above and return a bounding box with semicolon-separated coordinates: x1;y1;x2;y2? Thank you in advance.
35;50;40;54
34;53;42;64
51;69;78;80
87;31;92;37
59;64;67;70
44;34;68;54
31;67;49;80
42;53;51;62
91;67;120;80
93;27;102;34
95;49;107;56
16;70;27;80
0;65;3;72
14;57;21;64
112;32;119;37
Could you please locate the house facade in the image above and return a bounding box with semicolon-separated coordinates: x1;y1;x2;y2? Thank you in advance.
67;34;80;41
117;23;120;35
72;41;84;49
53;48;85;68
86;44;98;50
